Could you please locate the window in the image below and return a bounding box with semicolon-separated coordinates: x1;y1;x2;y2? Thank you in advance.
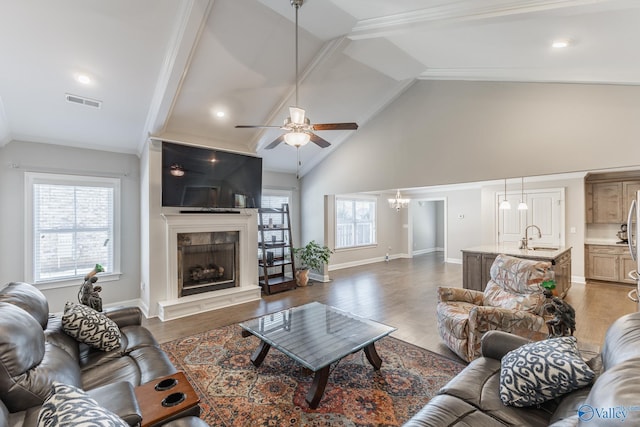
336;197;377;249
261;190;291;211
26;173;120;285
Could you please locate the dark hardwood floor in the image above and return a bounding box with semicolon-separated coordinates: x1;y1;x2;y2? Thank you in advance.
144;252;637;361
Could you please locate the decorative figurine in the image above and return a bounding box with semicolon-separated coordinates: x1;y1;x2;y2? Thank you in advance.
78;264;105;312
542;286;576;338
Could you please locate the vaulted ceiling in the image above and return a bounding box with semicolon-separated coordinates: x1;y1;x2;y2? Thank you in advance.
1;0;639;176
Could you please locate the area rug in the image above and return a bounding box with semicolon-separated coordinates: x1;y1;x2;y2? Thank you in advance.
160;324;465;426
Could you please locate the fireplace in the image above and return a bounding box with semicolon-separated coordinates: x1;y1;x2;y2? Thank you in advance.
178;231;239;297
159;213;262;321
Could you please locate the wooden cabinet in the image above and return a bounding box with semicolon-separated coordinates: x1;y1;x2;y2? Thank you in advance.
585;244;635;284
258;204;297;294
591;182;623;224
462;252;483;291
585;173;640;224
623;181;640;218
461;249;571;297
553;250;572;297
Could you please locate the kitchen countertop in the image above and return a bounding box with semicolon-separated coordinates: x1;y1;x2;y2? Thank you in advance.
462;244;572;260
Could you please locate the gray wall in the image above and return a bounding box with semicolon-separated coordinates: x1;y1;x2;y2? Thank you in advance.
301;80;640;277
412;200;444;253
0;140;141;312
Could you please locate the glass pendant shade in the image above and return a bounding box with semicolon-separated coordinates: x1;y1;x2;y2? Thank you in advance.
518;177;528;210
284;132;310;147
499;178;511;210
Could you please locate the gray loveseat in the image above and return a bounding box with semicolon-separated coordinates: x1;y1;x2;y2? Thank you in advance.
0;281;208;427
405;311;640;426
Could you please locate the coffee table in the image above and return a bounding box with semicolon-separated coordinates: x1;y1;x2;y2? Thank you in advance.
239;302;397;408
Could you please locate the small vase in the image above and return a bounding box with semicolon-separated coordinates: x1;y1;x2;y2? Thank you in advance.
296;269;309;287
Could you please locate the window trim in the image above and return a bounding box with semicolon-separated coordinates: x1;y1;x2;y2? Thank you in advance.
25;172;122;289
335;195;378;250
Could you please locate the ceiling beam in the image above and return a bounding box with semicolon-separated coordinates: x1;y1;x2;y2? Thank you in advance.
139;0;213;154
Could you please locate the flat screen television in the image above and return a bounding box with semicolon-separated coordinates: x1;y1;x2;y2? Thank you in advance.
162;141;262;209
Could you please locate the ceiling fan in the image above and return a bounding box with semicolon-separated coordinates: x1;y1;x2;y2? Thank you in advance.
235;0;358;150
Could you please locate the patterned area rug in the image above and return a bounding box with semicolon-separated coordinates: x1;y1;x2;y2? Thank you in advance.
160;324;465;426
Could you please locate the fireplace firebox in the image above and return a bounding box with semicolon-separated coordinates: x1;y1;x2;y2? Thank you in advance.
177;231;239;297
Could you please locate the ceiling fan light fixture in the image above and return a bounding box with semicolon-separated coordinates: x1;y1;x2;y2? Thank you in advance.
284;131;310;147
170;163;185;177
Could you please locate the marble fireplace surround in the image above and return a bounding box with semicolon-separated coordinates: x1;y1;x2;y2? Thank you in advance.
159;213;261;321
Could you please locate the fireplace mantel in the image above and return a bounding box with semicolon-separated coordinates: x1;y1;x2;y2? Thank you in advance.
158;212;261;320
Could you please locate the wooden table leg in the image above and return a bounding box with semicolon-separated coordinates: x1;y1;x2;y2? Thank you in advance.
306;366;330;409
363;343;382;370
250;341;271;367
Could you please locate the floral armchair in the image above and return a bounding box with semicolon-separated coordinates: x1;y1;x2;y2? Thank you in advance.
437;254;552;362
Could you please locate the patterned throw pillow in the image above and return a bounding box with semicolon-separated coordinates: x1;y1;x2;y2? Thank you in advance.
500;336;595;407
62;302;121;352
37;382;128;427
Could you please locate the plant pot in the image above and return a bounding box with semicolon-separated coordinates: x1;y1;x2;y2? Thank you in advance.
296;269;309;287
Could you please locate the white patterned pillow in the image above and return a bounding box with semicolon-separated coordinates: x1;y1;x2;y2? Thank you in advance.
500;336;595;407
37;382;128;427
62;302;121;351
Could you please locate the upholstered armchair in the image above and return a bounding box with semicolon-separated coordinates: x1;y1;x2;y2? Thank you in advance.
437;254;551;362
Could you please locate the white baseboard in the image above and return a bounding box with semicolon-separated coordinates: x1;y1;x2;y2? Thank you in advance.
447;258;462;264
412;247;444;256
571;276;586;285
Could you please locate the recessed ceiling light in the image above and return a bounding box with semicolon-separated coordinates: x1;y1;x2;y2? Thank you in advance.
215;111;225;118
552;39;570;49
76;74;92;84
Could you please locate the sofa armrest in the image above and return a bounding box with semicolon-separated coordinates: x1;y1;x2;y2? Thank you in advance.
104;306;142;328
88;381;142;426
480;330;531;360
437;287;484;305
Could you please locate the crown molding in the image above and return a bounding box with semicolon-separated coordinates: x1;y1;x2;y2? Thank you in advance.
349;0;613;40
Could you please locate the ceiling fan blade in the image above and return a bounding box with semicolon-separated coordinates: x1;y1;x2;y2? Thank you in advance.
312;122;359;131
264;134;285;150
309;133;331;148
235;125;282;129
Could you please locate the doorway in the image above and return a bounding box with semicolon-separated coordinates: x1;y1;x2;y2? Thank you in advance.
410;199;446;259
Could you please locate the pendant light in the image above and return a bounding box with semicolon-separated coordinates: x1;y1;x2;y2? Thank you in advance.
499;178;511;210
388;189;410;211
518;177;528;210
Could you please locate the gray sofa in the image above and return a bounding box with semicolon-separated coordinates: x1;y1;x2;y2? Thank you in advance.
405;311;640;426
0;282;208;427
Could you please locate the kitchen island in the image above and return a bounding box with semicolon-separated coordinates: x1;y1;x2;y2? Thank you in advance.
461;245;572;297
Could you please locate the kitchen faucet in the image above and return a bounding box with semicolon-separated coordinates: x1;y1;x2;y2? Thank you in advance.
520;225;542;249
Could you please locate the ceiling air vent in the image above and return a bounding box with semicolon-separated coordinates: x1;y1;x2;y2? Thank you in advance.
65;93;102;109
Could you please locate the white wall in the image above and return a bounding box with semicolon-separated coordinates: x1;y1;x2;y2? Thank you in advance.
0;141;141;312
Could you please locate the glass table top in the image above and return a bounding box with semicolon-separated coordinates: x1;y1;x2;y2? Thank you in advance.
239;302;397;371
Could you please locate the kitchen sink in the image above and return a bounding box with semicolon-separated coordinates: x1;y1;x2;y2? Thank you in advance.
531;246;558;251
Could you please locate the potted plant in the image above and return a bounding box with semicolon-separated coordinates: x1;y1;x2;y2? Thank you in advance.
293;240;332;286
